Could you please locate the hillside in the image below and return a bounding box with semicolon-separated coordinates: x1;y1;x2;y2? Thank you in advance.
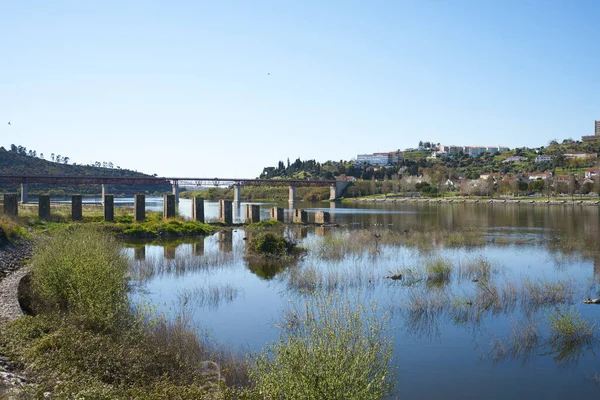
259;139;600;181
0;147;170;196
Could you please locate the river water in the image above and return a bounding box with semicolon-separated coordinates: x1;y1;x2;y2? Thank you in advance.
123;200;600;399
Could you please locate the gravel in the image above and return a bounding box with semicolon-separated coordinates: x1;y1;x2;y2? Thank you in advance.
0;239;33;395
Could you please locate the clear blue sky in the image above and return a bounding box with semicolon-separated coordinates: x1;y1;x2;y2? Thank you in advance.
1;0;599;177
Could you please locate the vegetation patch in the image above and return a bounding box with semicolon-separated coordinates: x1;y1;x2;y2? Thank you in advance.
0;225;247;398
248;232;303;257
249;295;395;400
0;215;29;243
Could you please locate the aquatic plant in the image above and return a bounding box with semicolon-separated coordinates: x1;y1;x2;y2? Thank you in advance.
249;294;395;400
426;258;452;286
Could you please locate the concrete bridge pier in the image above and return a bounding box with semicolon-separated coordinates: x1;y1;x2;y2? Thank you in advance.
329;180;350;201
315;211;331;224
270;207;284;222
293;209;308;224
245;204;260;223
233;185;241;203
289;186;296;205
134;194;145;222
3;194;19;216
101;184;107;205
38;195;51;220
219;200;233;225
72;195;83;221
191;197;204;223
163;194;176;219
172;182;180;203
20;184;29;204
104;194;115;222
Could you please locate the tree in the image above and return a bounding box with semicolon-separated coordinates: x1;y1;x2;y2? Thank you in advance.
382;174;390;196
392;174;400;195
370;176;376;196
51;153;55;162
9;144;17;152
63;157;70;164
544;177;554;198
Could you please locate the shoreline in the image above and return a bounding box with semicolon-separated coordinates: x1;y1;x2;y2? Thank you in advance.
344;197;600;206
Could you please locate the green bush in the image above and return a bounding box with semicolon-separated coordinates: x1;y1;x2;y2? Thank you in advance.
248;232;300;256
249;295;395;400
30;225;129;330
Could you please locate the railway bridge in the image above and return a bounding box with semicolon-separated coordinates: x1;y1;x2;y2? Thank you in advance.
0;175;349;204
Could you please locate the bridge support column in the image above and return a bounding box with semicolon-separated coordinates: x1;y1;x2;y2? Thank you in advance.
163;194;176;220
315;211;330;224
20;184;29;204
191;197;204;223
104;194;114;222
172;182;180;203
3;194;19;217
233;185;241;203
245;204;260;223
289;186;296;204
219;200;233;225
39;195;51;220
134;194;145;222
293;208;307;224
270;207;284;222
329;184;336;201
71;195;83;221
101;184;107;205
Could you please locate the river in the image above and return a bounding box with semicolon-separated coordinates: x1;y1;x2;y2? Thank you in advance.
122;200;600;399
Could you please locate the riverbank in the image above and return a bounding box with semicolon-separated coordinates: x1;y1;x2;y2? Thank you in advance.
0;239;33;396
344;196;600;206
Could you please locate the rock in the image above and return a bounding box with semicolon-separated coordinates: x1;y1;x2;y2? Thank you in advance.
583;298;600;304
384;274;402;280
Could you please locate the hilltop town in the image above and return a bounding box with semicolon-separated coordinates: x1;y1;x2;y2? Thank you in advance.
261;120;600;198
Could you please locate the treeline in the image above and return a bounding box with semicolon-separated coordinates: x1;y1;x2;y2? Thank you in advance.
8;143;118;169
0;147;170;195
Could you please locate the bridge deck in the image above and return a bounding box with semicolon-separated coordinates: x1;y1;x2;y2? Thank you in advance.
0;175;336;187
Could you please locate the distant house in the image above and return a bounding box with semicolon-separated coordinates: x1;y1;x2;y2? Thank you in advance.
554;174;571;183
585;167;600;178
356;151;404;166
564;153;597;159
524;172;552;180
335;175;356;182
465;146;487;157
535;155;552;163
502;156;527;163
479;172;502;180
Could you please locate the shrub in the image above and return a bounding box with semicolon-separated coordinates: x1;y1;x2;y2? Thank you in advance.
249;295;395;400
548;307;596;345
248;232;301;256
30;225;129;330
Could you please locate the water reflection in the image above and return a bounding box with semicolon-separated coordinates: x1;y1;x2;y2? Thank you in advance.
218;231;233;253
124;203;600;398
193;240;204;256
134;246;145;261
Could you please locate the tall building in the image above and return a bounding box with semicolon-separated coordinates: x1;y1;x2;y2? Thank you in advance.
582;120;600;142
